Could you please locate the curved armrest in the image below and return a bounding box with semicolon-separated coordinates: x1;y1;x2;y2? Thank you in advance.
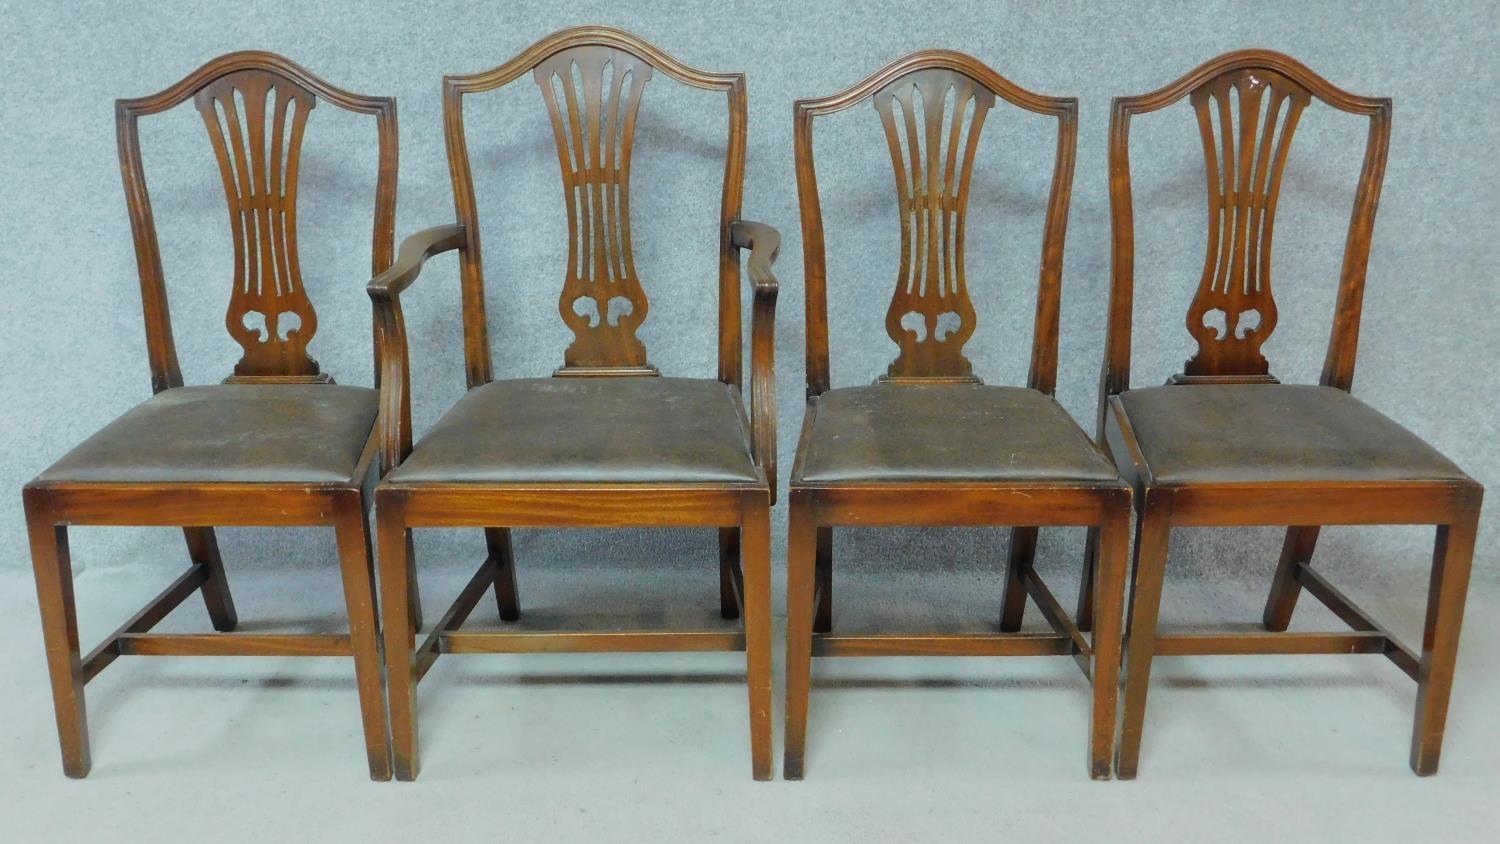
731;219;781;503
368;224;467;474
367;224;467;300
730;220;780;296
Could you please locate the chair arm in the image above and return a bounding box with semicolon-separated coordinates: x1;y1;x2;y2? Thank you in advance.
367;224;467;473
731;219;781;502
730;220;780;296
367;224;467;300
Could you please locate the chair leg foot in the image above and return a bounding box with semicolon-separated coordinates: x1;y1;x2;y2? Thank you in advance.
1262;526;1319;632
1411;504;1480;775
486;528;521;622
26;496;91;778
184;526;238;632
999;526;1038;632
783;758;805;781
784;493;817;781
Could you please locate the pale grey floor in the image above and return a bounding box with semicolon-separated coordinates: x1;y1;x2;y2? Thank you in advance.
3;541;1499;842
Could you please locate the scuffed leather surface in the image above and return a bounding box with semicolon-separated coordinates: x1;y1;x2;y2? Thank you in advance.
35;385;377;485
1113;384;1470;485
795;384;1120;484
386;377;759;484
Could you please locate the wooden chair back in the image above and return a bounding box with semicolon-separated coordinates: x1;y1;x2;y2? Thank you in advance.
1100;49;1392;424
441;26;750;384
117;51;397;389
794;51;1078;395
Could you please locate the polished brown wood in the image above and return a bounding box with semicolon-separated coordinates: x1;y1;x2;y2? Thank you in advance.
195;69;324;379
534;44;654;371
371;26;778;781
25;51;396;779
874;67;993;381
1181;67;1310;379
786;51;1130;781
1100;50;1483;778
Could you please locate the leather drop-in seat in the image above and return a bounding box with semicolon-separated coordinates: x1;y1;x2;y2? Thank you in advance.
1110;384;1470;486
386;377;760;485
34;384;378;485
794;384;1120;484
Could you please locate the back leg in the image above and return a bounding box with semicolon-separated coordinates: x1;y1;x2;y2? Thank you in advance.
485;528;521;622
998;526;1038;632
814;526;832;633
783;495;818;780
405;532;423;632
1262;526;1320;631
719;527;741;619
183;527;237;632
1077;526;1100;632
740;497;775;780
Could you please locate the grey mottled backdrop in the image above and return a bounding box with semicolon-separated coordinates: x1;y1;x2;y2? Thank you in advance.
2;1;1495;607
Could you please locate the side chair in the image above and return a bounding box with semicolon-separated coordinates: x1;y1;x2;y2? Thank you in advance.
23;52;397;779
783;51;1132;780
368;26;780;781
1099;50;1484;777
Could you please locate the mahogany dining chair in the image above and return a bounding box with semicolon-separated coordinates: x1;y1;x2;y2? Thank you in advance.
367;26;780;781
783;50;1132;780
1098;50;1483;777
23;52;396;779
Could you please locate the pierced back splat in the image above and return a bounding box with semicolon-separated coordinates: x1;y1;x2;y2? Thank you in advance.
875;70;995;382
1101;50;1390;427
535;47;654;372
194;70;323;380
1183;68;1310;378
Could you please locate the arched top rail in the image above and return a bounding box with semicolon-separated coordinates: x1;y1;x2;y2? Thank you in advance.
115;50;393;118
795;50;1076;119
443;25;744;96
1112;49;1390;117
